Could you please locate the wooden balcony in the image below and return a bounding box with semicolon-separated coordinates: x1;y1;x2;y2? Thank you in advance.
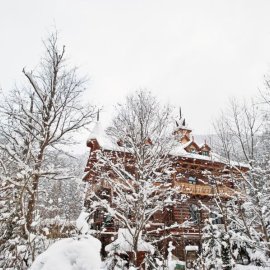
88;178;239;198
175;181;236;197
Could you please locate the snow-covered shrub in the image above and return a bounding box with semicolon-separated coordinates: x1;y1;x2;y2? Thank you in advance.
30;235;101;270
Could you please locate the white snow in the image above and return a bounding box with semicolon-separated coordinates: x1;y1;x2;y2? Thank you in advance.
235;265;270;270
29;235;101;270
175;118;192;131
87;121;104;141
42;227;49;235
87;121;116;151
105;228;154;254
88;121;248;169
185;245;199;251
76;211;90;234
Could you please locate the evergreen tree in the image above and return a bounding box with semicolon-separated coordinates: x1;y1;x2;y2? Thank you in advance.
201;219;223;270
220;232;233;270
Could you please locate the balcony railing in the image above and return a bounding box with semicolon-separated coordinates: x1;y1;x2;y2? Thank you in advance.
89;178;238;198
175;182;236;197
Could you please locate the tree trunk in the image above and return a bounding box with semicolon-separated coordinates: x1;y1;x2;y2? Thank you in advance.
26;150;44;232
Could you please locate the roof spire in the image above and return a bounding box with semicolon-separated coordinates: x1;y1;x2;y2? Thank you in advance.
97;109;100;122
179;107;182;119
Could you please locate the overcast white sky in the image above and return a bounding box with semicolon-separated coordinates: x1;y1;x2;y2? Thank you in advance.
1;0;270;139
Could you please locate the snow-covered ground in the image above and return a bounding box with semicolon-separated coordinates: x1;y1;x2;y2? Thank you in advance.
29;210;270;270
235;265;270;270
29;235;101;270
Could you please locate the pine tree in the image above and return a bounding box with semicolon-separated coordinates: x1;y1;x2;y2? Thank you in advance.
220;232;233;270
201;219;223;270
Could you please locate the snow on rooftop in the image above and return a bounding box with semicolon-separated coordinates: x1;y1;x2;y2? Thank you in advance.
171;143;248;168
88;121;104;141
198;142;210;149
175;117;192;131
105;228;154;253
87;121;117;151
181;141;193;149
87;121;248;168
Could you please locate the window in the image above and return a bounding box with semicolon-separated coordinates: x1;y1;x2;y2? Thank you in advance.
201;151;209;156
208;177;215;185
189;204;200;224
104;214;113;227
165;206;174;222
210;211;223;224
188;176;197;184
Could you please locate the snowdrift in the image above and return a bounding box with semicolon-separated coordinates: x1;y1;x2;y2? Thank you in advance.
30;235;101;270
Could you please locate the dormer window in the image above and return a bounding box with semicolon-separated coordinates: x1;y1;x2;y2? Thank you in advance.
201;151;209;156
184;141;200;154
200;142;211;156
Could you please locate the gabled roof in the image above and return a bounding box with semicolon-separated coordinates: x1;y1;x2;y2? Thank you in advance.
183;140;200;152
87;122;133;152
87;122;116;151
86;122;249;169
180;134;191;142
199;142;211;151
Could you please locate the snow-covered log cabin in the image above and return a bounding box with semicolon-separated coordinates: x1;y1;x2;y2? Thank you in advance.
83;113;248;266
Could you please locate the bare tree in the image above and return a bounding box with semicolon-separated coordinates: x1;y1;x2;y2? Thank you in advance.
210;98;270;266
85;91;186;268
0;32;96;268
37;152;86;221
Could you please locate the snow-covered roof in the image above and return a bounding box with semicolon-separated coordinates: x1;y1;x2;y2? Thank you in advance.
181;141;193;149
181;140;201;151
105;228;154;253
87;122;248;168
87;122;119;151
170;147;248;167
88;121;103;141
175;117;192;131
199;143;211;150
